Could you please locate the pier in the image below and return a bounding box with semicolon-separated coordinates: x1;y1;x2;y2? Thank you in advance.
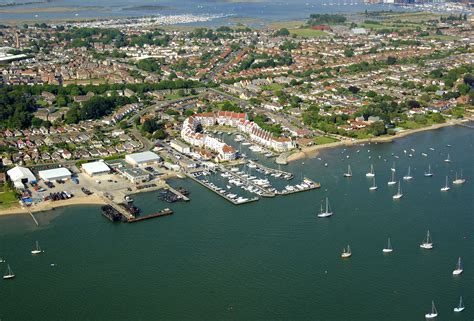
275;177;321;195
186;173;259;205
26;207;39;226
247;160;294;180
166;186;190;202
128;208;174;223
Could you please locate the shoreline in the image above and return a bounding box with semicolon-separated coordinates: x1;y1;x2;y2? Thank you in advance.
286;119;468;163
0;195;106;217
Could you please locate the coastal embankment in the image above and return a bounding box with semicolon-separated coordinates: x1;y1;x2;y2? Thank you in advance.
287;119;468;163
0;195;106;217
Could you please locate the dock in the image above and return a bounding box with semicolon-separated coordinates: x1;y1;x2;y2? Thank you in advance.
128;208;174;223
276;177;321;195
167;186;190;201
247;160;294;180
186;173;259;205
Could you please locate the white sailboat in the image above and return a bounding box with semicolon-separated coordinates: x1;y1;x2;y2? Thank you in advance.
369;177;378;191
388;170;396;185
317;198;333;218
392;181;403;200
343;165;352;177
403;166;413;180
341;245;352;258
453;296;465;312
452;257;463;275
366;164;375;177
444;153;451;163
424;164;433;177
383;238;393;253
391;161;396;172
420;230;434;249
425;300;438;319
440;176;450;192
3;264;15;280
452;170;466;185
31;241;43;255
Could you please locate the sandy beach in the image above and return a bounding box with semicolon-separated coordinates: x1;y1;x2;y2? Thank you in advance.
286;120;468;163
0;195;106;217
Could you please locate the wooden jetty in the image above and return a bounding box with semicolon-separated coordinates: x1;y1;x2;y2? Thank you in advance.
128;208;174;223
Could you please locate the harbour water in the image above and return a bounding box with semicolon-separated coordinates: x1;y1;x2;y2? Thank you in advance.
0;125;473;321
0;0;401;24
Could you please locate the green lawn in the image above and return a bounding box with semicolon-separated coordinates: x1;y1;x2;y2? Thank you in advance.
289;28;327;38
261;83;283;91
0;185;19;209
314;136;338;145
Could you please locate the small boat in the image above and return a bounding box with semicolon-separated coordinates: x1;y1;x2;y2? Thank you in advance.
317;198;333;218
31;241;43;255
366;164;375;177
444;153;451;163
3;264;15;280
425;300;438;319
420;230;434;249
424;165;433;177
453;296;465;312
388;170;396;186
369;177;378;191
422;153;428;157
393;181;403;200
343;165;352;177
452;257;463;275
391;161;396;172
452;170;466;185
440;176;450;192
383;238;393;253
341;245;352;258
403;166;413;180
324;163;328;167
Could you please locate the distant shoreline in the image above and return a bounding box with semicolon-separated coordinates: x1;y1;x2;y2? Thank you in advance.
286;119;468;163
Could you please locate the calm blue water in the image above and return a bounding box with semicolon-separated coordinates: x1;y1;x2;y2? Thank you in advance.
0;125;473;321
0;0;402;24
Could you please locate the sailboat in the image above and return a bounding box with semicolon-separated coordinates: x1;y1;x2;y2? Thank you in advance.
403;166;413;180
366;164;375;177
444;153;451;163
3;264;15;280
424;165;433;177
317;198;333;218
452;170;466;185
391;161;396;172
383;238;393;253
452;257;463;275
0;258;5;263
369;177;378;191
388;170;396;185
425;300;438;319
31;241;43;255
392;181;403;200
440;176;450;192
453;296;465;312
343;165;352;177
420;230;434;249
341;245;352;258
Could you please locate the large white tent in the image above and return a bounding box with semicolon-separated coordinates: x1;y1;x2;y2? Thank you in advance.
7;166;36;188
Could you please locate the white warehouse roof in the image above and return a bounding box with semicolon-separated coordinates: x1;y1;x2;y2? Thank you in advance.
82;161;111;175
7;166;36;183
38;167;72;181
125;151;160;164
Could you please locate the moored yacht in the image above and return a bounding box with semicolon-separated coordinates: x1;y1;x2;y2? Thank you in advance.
383;238;393;253
403;166;413;180
369;177;377;191
3;264;15;280
454;296;465;312
366;164;375;177
452;170;466;185
341;245;352;258
444;153;451;163
343;165;352;177
420;230;434;249
388;170;396;185
424;165;433;177
392;181;403;200
425;301;438;319
317;197;333;218
452;257;463;275
440;176;450;192
31;241;44;255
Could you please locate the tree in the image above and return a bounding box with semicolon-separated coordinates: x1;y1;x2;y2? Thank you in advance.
142;119;159;134
386;56;397;65
275;28;290;36
368;121;386;136
344;49;354;57
348;86;360;94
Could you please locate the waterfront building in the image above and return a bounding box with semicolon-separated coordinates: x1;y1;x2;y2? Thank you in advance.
125;151;161;167
81;161;111;177
170;140;191;154
118;167;150;183
38;167;72;182
6;166;36;189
